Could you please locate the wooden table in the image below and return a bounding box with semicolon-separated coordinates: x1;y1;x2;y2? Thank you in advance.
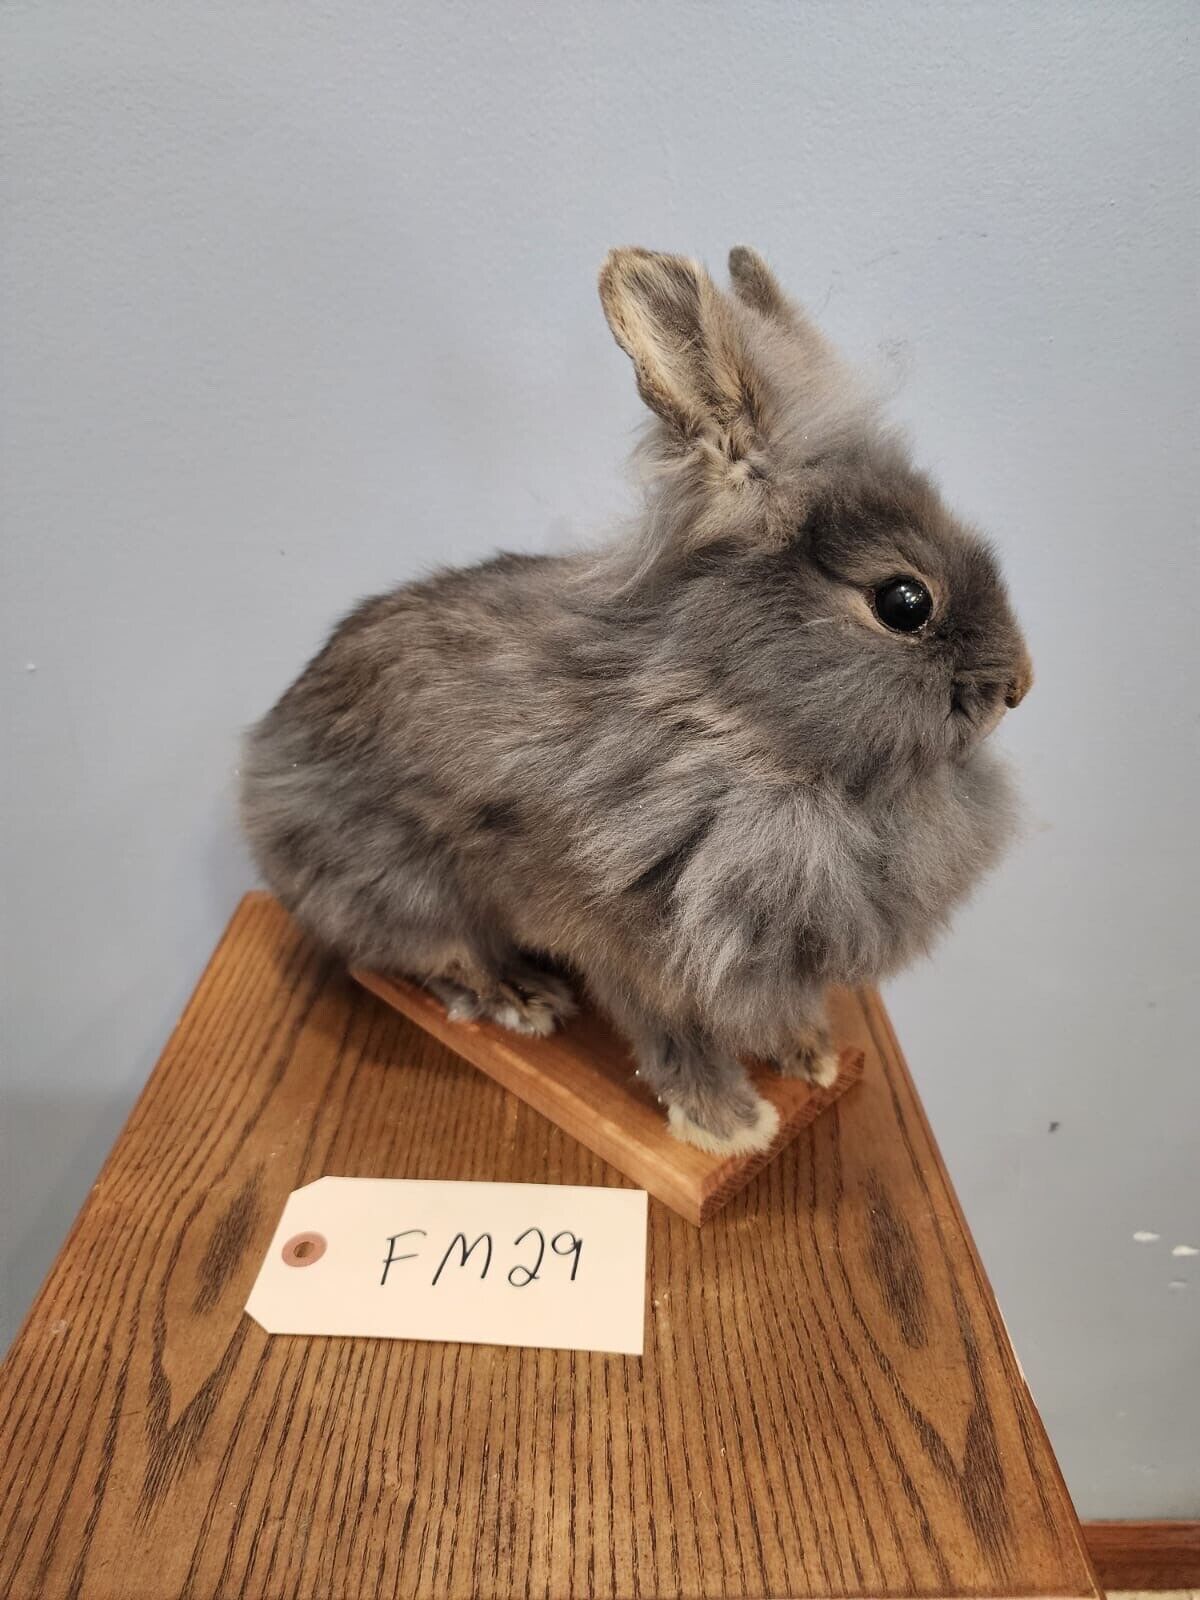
0;893;1100;1600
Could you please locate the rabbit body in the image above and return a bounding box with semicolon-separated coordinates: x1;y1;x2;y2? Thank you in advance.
242;248;1030;1153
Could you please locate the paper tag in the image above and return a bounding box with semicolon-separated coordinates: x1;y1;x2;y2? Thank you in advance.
246;1177;648;1355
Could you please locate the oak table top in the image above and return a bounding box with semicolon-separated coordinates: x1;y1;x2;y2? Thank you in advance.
0;892;1098;1600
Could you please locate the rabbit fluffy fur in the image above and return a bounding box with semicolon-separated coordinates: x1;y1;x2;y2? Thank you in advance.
241;247;1031;1155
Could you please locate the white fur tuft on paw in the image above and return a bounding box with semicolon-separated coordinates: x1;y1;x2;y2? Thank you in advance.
806;1050;840;1089
777;1045;841;1088
443;995;482;1024
667;1096;780;1157
493;1000;559;1037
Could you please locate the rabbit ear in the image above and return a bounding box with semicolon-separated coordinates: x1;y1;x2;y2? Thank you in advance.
728;246;830;357
599;248;766;451
728;246;790;321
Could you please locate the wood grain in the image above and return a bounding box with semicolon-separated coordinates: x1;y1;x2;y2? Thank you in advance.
1084;1520;1200;1589
0;892;1099;1600
354;966;863;1225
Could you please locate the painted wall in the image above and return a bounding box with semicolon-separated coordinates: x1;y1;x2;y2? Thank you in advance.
2;1;1196;1516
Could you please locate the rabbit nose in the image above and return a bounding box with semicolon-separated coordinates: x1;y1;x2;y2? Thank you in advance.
1004;650;1033;709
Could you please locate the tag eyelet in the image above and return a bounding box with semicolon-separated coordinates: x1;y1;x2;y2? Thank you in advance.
282;1231;326;1267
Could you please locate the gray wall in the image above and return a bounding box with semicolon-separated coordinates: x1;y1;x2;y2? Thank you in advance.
2;1;1196;1518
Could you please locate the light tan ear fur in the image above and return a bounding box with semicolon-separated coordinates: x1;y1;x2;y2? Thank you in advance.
598;248;768;460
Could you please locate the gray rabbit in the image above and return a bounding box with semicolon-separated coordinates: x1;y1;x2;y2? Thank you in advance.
241;247;1031;1155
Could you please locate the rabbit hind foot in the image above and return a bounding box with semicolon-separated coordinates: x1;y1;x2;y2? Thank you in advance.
426;959;577;1038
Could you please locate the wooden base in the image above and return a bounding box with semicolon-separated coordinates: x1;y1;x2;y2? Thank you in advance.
354;967;863;1225
1084;1520;1200;1590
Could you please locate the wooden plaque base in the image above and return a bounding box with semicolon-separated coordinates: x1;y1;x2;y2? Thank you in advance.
353;967;863;1224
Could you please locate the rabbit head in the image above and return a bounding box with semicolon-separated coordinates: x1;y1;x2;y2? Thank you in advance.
599;247;1033;784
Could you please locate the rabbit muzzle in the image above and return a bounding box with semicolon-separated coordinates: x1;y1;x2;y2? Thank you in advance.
1004;646;1034;709
951;630;1033;740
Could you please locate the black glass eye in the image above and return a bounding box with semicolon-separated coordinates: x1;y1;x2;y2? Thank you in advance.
874;576;933;633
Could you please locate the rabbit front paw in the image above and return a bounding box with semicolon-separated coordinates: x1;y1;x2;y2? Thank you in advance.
772;1011;840;1088
775;1040;840;1088
622;1024;779;1156
667;1093;780;1156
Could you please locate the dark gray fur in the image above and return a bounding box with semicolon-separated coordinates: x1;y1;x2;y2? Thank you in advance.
241;247;1032;1154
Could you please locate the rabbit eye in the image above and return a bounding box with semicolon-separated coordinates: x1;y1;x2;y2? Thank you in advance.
874;576;933;633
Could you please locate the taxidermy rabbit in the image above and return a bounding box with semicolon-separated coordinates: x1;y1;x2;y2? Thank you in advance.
241;247;1031;1155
